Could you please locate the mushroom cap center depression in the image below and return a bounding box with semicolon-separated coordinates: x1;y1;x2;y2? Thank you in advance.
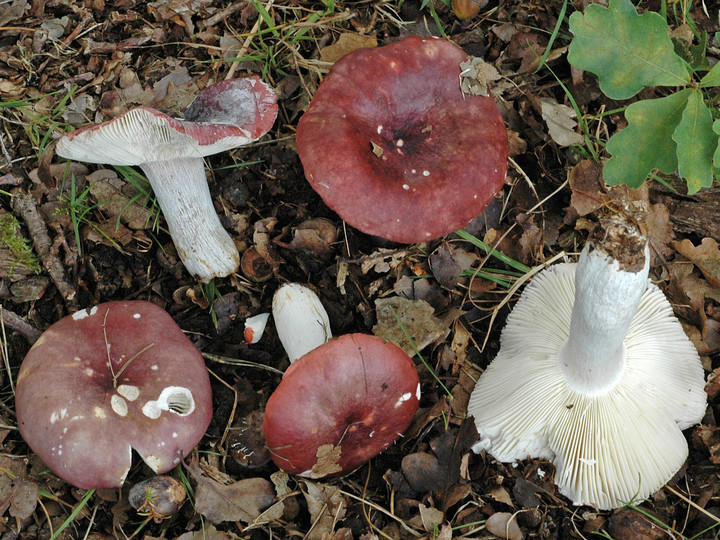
296;36;508;243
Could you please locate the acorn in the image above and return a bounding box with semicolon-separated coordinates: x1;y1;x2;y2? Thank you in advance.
129;476;186;521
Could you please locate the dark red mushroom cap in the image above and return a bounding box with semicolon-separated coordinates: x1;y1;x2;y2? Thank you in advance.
295;36;508;243
15;301;213;489
262;333;420;478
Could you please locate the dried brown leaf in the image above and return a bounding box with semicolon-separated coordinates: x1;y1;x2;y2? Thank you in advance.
301;481;348;540
188;462;275;524
673;237;720;288
485;512;525;540
320;33;378;64
373;296;447;357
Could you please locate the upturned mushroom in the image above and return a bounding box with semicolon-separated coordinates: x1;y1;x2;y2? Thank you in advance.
56;77;278;282
467;214;706;510
295;36;508;243
264;283;420;477
15;301;213;489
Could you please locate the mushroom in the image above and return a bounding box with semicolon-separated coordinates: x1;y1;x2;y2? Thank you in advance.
264;283;420;477
295;36;508;243
272;282;332;363
56;77;278;282
15;301;213;489
467;215;707;509
263;333;420;478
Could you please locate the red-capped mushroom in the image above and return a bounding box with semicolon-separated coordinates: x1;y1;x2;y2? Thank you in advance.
262;333;420;478
56;77;278;282
296;36;508;243
15;301;213;489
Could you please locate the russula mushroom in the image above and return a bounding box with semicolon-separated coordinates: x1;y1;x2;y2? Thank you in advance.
295;36;508;243
272;282;332;363
467;215;706;509
263;333;420;478
56;77;278;282
264;282;420;477
15;301;213;489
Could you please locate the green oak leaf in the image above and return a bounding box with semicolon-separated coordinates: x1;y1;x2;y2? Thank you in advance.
714;120;720;170
700;62;720;88
568;0;690;99
603;89;691;187
672;89;716;194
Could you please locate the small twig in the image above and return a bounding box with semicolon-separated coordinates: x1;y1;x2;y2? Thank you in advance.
0;306;42;344
202;352;284;375
665;484;720;525
10;190;78;311
224;0;276;80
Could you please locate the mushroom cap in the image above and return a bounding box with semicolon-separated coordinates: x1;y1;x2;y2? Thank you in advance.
16;301;213;489
295;36;508;243
467;262;707;510
262;333;420;478
55;76;278;165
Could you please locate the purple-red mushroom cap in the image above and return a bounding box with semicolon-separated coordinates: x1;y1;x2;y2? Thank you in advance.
15;301;213;489
262;333;420;478
296;36;508;244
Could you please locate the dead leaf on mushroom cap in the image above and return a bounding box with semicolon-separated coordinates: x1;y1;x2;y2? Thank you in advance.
459;56;501;96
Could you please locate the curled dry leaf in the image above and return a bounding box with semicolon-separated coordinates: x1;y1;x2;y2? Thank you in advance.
87;169;154;230
187;462;275;525
301;481;348;540
673;237;720;288
319;32;378;64
485;512;525;540
540;97;584;147
373;296;447;357
568;160;606;217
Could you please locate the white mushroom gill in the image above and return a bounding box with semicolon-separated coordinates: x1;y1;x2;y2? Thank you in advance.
468;226;707;510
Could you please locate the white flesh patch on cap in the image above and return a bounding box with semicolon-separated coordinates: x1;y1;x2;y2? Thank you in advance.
94;406;106;419
394;392;413;408
71;306;98;320
117;384;140;401
415;382;421;401
111;394;128;417
142;386;196;419
50;408;68;424
143;454;162;472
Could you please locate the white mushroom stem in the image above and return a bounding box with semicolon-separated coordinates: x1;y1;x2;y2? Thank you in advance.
557;245;649;396
272;283;332;363
140;158;239;282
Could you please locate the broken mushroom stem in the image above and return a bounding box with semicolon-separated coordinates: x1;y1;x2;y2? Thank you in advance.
558;219;649;395
272;283;332;363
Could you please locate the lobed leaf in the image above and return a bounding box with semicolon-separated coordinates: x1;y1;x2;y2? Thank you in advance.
672;89;716;194
714;120;720;171
603;89;691;187
568;0;689;100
